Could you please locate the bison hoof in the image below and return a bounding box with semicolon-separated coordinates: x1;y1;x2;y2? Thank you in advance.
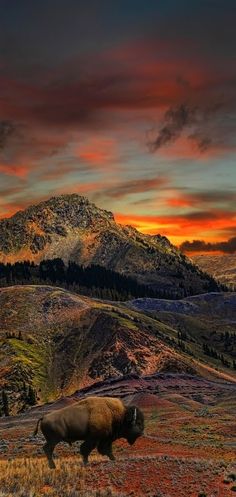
48;461;56;470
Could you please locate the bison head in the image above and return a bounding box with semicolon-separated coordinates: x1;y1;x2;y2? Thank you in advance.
122;405;144;445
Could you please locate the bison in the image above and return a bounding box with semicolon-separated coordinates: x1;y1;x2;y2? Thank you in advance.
33;396;144;468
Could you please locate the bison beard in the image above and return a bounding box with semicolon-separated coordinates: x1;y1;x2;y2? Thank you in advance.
33;396;144;469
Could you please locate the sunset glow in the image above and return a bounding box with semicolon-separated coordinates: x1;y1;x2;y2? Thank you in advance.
0;1;235;253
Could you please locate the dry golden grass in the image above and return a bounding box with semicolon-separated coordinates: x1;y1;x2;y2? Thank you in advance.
0;456;122;497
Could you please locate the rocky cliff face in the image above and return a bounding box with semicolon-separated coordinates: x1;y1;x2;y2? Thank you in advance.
0;194;220;294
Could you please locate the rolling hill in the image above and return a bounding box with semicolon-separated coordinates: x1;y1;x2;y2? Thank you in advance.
0;285;235;415
128;292;236;380
0;194;222;296
129;292;236;318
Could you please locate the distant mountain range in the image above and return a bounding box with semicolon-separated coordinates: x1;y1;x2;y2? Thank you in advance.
0;194;222;296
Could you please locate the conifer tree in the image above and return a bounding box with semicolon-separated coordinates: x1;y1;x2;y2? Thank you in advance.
27;385;37;406
2;389;10;416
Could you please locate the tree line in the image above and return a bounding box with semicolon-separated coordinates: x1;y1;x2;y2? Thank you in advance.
0;259;190;300
176;329;236;371
202;342;235;369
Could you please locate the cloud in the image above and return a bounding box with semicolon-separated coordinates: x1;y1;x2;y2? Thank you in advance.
0;36;235;171
0;163;28;178
75;137;118;167
167;190;236;208
194;136;212;152
179;237;236;254
220;226;236;237
148;104;195;151
95;177;167;200
148;101;225;153
0;8;235;235
115;209;236;241
0;120;77;179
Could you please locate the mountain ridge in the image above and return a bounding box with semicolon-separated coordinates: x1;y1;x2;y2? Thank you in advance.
0;194;222;295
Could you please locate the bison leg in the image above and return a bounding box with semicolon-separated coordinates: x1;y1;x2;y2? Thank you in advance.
43;442;57;469
80;439;97;466
97;439;115;461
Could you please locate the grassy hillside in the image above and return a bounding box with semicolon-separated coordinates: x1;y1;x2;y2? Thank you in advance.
128;293;236;381
1;286;236;415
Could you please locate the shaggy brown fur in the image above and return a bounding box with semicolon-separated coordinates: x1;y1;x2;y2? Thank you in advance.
33;396;144;469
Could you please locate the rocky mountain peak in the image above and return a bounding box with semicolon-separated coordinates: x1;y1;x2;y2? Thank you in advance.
0;193;222;295
13;193;115;226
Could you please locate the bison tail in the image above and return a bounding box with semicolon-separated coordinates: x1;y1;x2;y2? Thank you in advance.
33;417;43;437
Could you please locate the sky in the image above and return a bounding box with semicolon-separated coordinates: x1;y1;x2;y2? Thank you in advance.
0;0;236;252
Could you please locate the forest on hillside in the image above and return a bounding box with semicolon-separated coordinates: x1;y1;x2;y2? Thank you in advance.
0;258;227;301
0;259;162;300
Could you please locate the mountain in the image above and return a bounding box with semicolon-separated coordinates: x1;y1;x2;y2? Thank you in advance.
0;194;221;295
191;253;236;289
0;285;235;415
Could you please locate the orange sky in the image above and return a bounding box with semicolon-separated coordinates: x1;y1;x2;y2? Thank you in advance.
0;1;236;254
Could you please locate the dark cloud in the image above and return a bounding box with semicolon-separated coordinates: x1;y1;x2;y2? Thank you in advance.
0;0;235;226
0;43;235;165
195;136;212;152
148;104;196;151
169;190;236;208
178;211;222;221
0;185;23;198
180;237;236;254
94;177;167;200
220;226;236;237
148;100;227;153
194;191;236;204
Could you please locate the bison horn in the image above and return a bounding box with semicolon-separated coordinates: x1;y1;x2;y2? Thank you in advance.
133;407;137;424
